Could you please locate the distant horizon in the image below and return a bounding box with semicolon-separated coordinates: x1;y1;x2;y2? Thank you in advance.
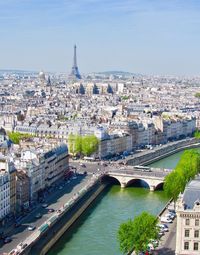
0;68;200;78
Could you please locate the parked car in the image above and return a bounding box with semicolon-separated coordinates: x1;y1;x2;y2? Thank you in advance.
160;216;172;223
158;224;169;232
48;208;55;213
22;243;28;249
80;163;86;168
165;213;175;220
27;225;36;231
4;236;12;243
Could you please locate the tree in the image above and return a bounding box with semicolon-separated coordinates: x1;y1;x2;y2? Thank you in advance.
8;132;34;144
164;170;183;203
118;219;135;254
74;135;82;155
195;92;200;98
118;212;159;254
68;133;75;155
82;135;99;156
164;149;200;204
194;130;200;139
68;134;99;156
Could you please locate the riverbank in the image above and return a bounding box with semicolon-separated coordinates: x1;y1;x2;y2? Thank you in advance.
36;182;107;255
24;177;107;255
126;138;200;166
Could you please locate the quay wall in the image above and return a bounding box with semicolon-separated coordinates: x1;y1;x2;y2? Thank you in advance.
127;139;200;166
22;180;107;255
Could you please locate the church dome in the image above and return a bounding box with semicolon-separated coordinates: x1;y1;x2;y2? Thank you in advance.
39;71;46;80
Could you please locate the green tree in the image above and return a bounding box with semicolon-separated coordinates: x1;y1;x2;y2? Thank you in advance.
74;135;82;155
118;212;159;254
8;132;34;144
194;130;200;139
164;149;200;204
118;219;135;254
164;170;183;202
82;135;99;156
195;92;200;98
68;133;75;155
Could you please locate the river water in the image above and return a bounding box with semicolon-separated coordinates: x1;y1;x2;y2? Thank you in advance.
47;150;185;255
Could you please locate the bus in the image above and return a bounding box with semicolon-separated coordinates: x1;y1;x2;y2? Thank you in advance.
83;156;95;161
134;166;152;172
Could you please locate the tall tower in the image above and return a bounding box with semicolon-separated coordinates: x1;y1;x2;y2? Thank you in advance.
69;44;82;79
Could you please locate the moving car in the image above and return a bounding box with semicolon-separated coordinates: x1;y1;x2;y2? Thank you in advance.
28;225;36;231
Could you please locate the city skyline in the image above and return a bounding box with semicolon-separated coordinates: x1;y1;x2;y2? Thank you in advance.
0;0;200;75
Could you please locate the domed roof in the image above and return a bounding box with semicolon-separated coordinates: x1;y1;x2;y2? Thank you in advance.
39;71;46;80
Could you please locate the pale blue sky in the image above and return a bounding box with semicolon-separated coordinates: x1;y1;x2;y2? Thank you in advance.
0;0;200;75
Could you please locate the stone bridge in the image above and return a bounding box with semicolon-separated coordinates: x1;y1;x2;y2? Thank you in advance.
104;167;171;191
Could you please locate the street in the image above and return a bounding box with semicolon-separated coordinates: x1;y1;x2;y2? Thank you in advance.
0;173;93;254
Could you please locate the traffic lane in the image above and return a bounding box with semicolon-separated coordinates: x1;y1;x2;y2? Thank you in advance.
70;161;109;174
70;161;99;173
0;175;92;254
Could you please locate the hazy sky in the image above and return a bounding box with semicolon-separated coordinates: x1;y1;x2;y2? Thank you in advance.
0;0;200;75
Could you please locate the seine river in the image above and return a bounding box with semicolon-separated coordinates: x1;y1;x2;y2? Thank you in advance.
48;150;184;255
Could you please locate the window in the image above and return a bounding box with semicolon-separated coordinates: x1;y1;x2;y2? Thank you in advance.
184;242;189;250
194;230;199;238
195;219;199;226
185;229;190;237
186;219;190;225
194;242;198;251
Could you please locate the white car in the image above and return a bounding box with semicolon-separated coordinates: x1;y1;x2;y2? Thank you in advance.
165;213;175;220
157;224;169;232
160;216;172;223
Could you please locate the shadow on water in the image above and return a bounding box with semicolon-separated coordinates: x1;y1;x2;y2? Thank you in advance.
126;179;150;189
47;185;112;255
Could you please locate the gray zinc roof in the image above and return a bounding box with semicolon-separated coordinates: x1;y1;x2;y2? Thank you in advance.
183;176;200;209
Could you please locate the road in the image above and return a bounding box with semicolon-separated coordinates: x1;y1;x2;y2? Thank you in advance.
154;203;176;255
0;173;93;254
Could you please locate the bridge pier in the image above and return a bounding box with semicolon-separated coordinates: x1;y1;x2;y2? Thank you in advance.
150;185;155;191
120;182;126;188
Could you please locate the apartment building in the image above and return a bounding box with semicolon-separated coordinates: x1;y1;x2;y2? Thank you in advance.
176;177;200;255
0;169;10;221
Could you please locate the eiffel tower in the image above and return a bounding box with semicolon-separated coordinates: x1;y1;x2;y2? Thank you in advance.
69;44;81;79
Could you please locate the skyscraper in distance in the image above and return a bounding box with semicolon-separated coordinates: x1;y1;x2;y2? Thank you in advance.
69;44;82;80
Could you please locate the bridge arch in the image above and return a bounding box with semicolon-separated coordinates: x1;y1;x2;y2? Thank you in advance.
154;182;164;191
101;175;121;186
126;178;151;189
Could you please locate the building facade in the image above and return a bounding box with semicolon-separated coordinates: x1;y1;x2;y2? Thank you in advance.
176;177;200;255
16;170;30;213
0;170;10;221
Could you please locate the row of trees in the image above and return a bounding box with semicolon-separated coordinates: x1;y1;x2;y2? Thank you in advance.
118;149;200;254
118;212;159;254
68;134;99;156
164;149;200;205
8;132;34;144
